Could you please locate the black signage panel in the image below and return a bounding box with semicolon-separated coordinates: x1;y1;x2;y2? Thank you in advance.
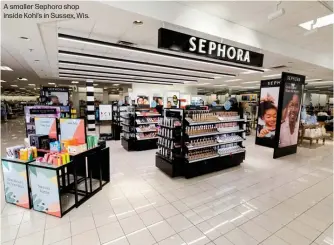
273;72;305;159
43;87;69;92
255;79;281;148
30;108;58;114
158;28;264;67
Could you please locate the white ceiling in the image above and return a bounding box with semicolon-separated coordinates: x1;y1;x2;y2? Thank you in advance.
1;1;333;96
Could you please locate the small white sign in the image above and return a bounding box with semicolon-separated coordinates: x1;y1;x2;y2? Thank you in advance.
99;105;112;121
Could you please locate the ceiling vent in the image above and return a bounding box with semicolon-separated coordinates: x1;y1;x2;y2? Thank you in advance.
270;65;287;69
117;40;136;47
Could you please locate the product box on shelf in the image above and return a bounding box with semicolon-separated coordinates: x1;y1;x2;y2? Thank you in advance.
29;134;50;150
68;144;87;155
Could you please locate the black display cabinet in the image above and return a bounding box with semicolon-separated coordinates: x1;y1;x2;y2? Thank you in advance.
112;104;127;141
121;105;161;151
156;106;247;178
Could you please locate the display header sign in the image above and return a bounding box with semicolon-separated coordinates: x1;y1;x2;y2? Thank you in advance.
158;28;264;67
60;118;86;144
30;108;57;114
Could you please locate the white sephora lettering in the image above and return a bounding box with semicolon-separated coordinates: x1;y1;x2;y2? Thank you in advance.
188;37;251;63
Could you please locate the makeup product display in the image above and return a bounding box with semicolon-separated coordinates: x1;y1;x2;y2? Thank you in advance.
121;106;161;151
112;104;128;141
156;106;246;179
156;109;183;166
6;145;37;161
36;152;71;166
186;111;240;123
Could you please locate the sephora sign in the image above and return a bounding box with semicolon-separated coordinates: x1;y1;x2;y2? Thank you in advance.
158;28;263;67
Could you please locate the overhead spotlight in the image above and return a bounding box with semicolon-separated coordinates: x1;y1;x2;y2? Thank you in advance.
17;77;28;81
71;81;79;84
133;20;143;25
268;1;285;21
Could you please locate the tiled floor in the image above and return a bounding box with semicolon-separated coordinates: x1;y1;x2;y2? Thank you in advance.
1;118;333;245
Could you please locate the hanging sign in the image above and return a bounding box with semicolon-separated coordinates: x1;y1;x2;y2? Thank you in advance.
158;28;264;67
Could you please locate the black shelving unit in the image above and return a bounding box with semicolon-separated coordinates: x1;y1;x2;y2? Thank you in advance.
121;105;161;151
156;109;184;177
156;106;247;178
112;104;128;141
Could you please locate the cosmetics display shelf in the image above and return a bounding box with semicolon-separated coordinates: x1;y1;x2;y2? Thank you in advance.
156;109;184;177
187;129;245;139
112;104;128;141
121;106;161;151
186;118;245;126
182;108;246;178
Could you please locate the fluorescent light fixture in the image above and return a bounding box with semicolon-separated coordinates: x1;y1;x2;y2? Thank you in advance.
19;88;25;90
224;79;242;83
113;84;120;86
93;84;98;86
48;83;55;85
314;86;332;88
71;81;79;84
229;86;242;88
305;78;322;82
10;85;18;87
262;73;281;78
18;77;28;81
309;81;333;84
299;13;334;30
268;8;285;21
1;66;13;71
244;86;258;89
214;84;225;87
198;83;210;85
58;34;264;73
242;81;259;84
241;71;260;74
0;80;6;83
28;84;35;86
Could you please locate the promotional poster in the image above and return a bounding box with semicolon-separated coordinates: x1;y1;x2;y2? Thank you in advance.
35;117;58;140
29;166;61;217
278;81;303;148
273;72;305;159
136;95;149;105
99;104;112;121
2;161;30;209
42;87;69;106
255;79;281;148
60;118;86;144
24;106;61;136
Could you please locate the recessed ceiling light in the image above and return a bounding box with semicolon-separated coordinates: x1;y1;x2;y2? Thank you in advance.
133;20;143;25
0;80;6;83
93;84;98;86
10;85;18;87
71;81;79;84
305;78;322;82
224;79;242;83
113;84;120;86
19;36;30;40
1;66;13;71
299;13;334;31
17;77;28;81
243;81;259;84
262;74;281;78
48;82;55;85
28;84;35;86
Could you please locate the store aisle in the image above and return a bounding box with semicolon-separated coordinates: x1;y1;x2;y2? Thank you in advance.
1;119;333;245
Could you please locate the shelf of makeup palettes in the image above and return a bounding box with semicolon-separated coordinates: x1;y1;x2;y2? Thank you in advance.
186;123;243;138
136;132;158;140
136;126;158;133
186;145;245;163
186;135;244;150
